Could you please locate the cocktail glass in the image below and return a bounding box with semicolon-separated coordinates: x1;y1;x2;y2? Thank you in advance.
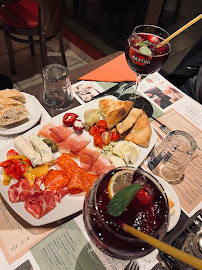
83;167;169;260
122;25;170;116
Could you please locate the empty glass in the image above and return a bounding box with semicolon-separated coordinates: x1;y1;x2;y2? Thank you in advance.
43;64;73;110
148;130;197;184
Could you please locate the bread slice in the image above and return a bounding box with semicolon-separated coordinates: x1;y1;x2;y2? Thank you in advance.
99;99;133;130
125;111;152;147
0;103;29;125
0;89;26;103
116;108;143;134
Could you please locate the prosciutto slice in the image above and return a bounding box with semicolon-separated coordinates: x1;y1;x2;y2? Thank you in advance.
92;156;114;176
24;186;68;219
58;134;90;154
49;125;73;143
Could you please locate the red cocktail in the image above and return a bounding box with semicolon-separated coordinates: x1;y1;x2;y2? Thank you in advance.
125;32;170;75
83;167;169;260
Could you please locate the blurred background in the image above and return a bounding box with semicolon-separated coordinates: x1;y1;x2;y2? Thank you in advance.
0;0;202;89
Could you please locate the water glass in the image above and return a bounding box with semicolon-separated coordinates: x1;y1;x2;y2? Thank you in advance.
42;64;73;110
148;130;197;184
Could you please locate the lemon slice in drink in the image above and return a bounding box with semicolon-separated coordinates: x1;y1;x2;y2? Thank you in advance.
107;169;134;199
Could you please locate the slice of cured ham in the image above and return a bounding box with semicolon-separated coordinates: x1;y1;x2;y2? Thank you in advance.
79;155;93;170
78;146;100;164
8;176;44;203
92;156;114;176
38;123;73;143
38;122;58;142
24;186;68;219
49;125;73;143
58;134;90;154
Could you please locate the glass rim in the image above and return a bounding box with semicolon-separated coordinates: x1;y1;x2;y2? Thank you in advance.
43;63;69;76
169;130;197;151
129;24;171;57
92;166;169;243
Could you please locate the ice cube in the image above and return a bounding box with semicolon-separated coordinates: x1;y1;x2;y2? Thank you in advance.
134;174;148;186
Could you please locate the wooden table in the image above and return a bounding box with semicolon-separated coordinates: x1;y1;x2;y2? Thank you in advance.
23;51;123;117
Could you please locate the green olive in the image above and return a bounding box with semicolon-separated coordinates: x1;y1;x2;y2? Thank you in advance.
50;143;58;153
43;139;53;146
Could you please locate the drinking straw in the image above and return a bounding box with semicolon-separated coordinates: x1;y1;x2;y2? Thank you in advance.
158;14;202;46
122;223;202;270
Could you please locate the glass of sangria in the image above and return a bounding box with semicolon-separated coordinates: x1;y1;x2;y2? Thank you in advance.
83;167;169;260
122;25;171;116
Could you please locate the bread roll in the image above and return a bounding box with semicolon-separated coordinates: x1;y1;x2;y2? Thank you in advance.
0;103;29;125
0;89;26;103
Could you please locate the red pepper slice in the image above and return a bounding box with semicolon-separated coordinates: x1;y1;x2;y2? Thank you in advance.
0;159;26;180
7;149;19;156
63;113;78;127
73;119;84;134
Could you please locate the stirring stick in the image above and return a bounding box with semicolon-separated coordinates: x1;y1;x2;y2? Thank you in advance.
122;223;202;270
158;14;202;47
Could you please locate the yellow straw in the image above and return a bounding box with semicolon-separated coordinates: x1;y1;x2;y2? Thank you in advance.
158;14;202;46
122;223;202;270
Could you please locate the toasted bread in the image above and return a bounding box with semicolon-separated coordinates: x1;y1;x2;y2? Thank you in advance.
116;108;143;134
125;111;152;147
99;99;133;129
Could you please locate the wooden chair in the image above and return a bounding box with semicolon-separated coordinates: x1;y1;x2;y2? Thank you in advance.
0;0;67;75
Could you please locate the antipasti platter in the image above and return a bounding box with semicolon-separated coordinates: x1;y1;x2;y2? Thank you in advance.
0;96;158;226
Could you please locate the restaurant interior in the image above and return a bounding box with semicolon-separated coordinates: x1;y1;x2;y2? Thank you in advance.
0;0;201;92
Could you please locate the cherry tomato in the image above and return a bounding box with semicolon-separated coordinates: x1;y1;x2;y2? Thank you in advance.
93;129;101;137
94;134;104;149
102;131;111;145
97;120;107;129
89;126;98;136
111;131;120;141
98;126;106;134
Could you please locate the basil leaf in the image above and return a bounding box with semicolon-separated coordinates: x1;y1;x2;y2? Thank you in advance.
139;46;152;56
107;183;142;217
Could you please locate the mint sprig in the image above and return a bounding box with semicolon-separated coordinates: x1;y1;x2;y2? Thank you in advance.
107;183;142;217
136;40;152;56
137;40;151;47
139;46;152;56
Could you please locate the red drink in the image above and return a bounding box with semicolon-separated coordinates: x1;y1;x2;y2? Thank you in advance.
83;168;169;260
125;33;170;75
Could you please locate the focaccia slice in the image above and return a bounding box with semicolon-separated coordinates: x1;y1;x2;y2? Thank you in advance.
116;108;143;134
99;99;133;130
99;99;133;117
125;111;152;147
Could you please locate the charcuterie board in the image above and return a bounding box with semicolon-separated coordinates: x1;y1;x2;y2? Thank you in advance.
0;96;158;226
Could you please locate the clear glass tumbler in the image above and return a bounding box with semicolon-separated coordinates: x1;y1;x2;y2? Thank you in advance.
148;130;197;184
43;64;73;110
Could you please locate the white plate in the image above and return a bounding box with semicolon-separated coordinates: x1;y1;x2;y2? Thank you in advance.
0;93;42;135
155;175;181;232
0;96;157;226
